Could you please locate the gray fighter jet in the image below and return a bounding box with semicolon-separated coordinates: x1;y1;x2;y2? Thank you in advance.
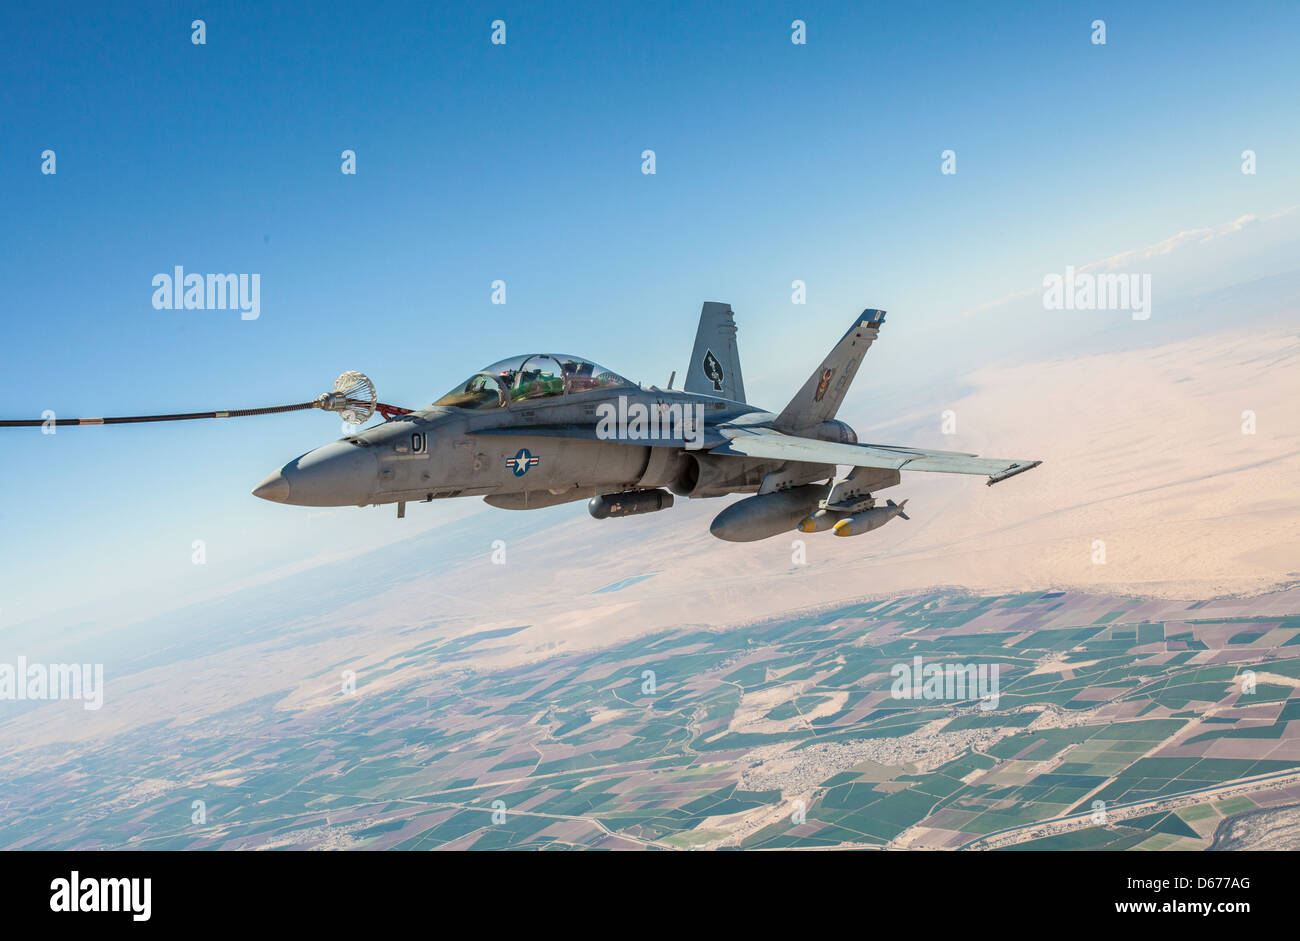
252;304;1041;541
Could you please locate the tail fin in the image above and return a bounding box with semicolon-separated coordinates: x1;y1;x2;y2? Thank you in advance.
685;301;746;402
775;309;885;432
889;498;909;520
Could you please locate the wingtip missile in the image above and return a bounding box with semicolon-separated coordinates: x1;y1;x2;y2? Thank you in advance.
986;460;1042;486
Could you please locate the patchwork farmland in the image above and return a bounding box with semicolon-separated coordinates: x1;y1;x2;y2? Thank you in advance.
3;589;1299;850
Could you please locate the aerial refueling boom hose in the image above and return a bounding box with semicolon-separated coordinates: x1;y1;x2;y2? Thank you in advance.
0;371;411;429
0;401;319;427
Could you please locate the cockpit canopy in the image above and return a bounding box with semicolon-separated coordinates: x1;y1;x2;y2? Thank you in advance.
432;354;634;410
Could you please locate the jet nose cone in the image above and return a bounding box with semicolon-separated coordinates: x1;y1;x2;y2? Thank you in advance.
270;440;380;507
252;471;291;503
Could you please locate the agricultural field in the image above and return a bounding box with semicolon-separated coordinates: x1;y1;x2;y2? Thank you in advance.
3;589;1300;850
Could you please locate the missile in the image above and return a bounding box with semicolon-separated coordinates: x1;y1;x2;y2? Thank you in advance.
831;499;909;537
588;488;674;519
797;509;846;533
709;484;827;542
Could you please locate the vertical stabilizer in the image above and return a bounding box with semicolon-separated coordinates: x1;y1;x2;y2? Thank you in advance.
774;309;885;431
685;301;746;402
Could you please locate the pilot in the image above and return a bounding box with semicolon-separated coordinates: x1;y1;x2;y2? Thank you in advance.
466;375;497;406
562;360;595;392
517;366;561;400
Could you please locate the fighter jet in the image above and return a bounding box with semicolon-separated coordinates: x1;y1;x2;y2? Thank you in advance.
250;304;1041;542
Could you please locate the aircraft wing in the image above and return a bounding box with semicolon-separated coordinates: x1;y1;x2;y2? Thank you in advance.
711;428;1041;485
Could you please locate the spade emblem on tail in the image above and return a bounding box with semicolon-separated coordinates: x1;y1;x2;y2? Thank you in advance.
702;349;724;391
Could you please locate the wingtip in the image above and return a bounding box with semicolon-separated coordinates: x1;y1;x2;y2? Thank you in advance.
986;460;1043;487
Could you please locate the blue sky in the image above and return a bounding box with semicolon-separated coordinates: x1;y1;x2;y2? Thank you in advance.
1;0;1298;629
